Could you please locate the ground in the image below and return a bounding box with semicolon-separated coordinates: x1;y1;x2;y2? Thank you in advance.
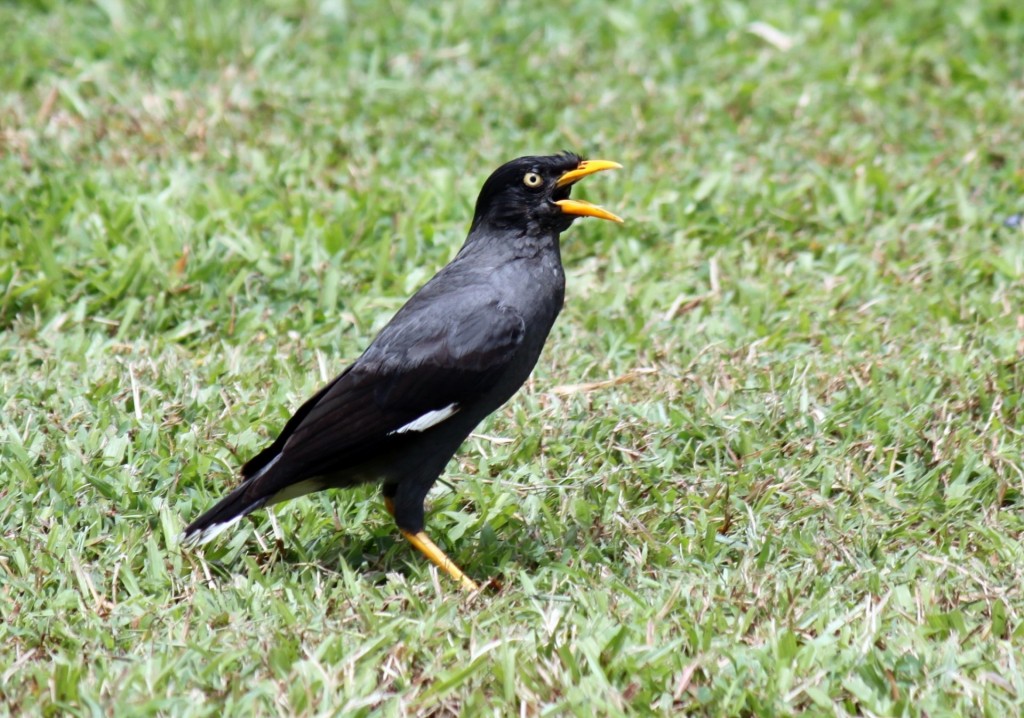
2;1;1024;715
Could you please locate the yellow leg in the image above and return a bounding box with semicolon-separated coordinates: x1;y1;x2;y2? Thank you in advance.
384;497;479;591
400;529;480;591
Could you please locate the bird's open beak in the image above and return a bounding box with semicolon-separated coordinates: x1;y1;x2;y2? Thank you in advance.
554;160;624;224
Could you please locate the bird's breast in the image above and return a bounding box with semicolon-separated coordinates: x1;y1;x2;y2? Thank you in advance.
492;254;565;322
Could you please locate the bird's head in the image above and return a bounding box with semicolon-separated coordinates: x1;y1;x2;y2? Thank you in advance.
470;152;623;235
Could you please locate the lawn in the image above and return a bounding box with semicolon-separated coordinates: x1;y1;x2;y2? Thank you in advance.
2;0;1024;715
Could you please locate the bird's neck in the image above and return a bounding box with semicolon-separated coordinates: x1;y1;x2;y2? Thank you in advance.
458;225;562;262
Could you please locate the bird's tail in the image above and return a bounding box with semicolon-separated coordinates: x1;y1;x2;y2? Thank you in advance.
179;478;269;548
179;454;327;548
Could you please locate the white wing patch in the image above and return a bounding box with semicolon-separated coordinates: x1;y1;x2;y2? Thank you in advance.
390;403;460;435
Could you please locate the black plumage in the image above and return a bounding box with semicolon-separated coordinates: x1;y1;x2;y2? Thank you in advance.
181;152;622;589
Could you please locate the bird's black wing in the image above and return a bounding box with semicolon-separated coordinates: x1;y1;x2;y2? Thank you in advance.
243;294;526;486
240;366;353;480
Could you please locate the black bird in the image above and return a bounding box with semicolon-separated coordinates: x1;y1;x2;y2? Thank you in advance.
180;153;623;590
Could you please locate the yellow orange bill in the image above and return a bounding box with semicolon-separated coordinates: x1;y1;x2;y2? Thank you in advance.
555;159;623;188
555;198;624;224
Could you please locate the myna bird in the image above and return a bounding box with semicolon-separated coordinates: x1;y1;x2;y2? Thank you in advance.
180;152;623;590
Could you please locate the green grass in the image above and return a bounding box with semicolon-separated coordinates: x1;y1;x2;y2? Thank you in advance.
3;0;1024;714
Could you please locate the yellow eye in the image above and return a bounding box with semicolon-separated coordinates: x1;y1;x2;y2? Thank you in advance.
523;172;543;188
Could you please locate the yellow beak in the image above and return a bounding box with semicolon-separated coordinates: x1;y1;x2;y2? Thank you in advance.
555;198;624;224
554;159;624;224
555;159;623;188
